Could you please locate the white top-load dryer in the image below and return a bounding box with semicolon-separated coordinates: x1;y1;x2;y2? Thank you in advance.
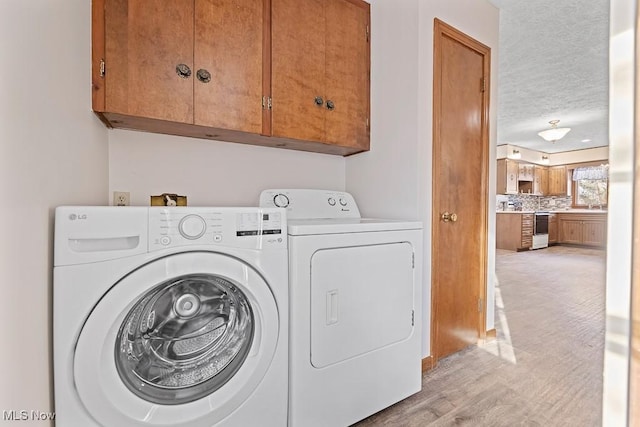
54;206;288;427
259;189;423;427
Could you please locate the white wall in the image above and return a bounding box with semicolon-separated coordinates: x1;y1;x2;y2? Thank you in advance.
602;0;635;424
346;0;499;358
497;144;609;165
0;1;108;422
109;131;345;206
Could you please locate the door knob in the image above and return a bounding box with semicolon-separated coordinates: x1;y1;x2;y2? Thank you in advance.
441;212;458;223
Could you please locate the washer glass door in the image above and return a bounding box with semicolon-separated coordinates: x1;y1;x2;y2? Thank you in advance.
74;252;279;427
115;273;254;405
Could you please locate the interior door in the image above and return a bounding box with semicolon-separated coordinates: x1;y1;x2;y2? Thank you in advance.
431;19;490;361
104;0;194;123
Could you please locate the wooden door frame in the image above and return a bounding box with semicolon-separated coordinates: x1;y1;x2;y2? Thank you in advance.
430;18;491;362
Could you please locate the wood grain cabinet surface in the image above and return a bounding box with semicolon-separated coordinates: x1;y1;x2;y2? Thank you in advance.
496;213;533;251
548;165;568;196
533;165;548;196
496;159;519;195
92;0;370;156
557;213;607;247
548;213;558;244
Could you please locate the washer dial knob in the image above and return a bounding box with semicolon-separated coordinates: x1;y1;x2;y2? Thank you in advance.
273;194;290;208
178;214;206;239
328;198;336;206
339;198;348;206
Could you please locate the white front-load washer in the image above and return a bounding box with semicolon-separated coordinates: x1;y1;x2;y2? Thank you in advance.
260;189;424;427
53;206;288;427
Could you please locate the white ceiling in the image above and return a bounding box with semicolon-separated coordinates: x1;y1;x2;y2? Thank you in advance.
489;0;610;154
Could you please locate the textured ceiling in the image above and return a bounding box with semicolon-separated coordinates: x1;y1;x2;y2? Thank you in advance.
489;0;610;154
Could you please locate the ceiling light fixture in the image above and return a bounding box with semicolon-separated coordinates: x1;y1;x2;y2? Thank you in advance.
538;120;571;143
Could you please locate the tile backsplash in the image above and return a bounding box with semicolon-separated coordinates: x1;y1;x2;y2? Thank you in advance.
496;194;573;211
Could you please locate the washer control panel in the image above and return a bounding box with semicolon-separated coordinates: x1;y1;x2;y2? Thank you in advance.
259;189;361;219
149;207;285;251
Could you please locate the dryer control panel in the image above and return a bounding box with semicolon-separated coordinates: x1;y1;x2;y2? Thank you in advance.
259;189;361;219
149;207;286;251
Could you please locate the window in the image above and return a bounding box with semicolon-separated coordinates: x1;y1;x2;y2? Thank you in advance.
572;165;609;208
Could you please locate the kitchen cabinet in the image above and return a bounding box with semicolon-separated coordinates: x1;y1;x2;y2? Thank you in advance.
548;213;558;244
533;165;549;195
496;213;534;251
518;164;534;182
557;213;607;247
271;0;370;151
496;159;519;194
92;0;370;156
548;166;568;196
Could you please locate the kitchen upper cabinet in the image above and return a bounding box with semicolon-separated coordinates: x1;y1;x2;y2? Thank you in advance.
94;0;263;133
548;165;568;196
557;213;607;247
533;165;548;195
496;159;519;194
271;0;370;151
518;164;534;182
92;0;370;156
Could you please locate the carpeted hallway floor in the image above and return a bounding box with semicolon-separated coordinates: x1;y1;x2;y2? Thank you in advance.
355;245;606;426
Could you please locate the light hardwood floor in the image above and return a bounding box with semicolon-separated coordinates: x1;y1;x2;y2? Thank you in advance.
354;246;606;426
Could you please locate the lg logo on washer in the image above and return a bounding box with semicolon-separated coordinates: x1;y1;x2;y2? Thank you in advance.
68;213;87;221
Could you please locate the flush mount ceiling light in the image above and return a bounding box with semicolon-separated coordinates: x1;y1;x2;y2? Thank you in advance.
538;120;571;143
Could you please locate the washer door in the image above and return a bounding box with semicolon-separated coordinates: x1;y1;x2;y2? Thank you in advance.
74;252;279;427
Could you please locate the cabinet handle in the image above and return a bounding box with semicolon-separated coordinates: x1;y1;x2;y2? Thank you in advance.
314;96;324;106
441;212;458;223
196;69;211;83
175;63;192;79
326;99;335;110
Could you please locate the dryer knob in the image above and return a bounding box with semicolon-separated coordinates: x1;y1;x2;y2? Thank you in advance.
178;214;206;239
273;194;290;208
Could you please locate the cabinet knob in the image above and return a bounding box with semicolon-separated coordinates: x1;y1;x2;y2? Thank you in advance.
441;212;458;223
175;63;192;79
314;96;324;106
196;69;211;83
326;99;335;111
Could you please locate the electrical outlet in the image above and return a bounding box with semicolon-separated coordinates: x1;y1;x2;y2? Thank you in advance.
113;191;130;206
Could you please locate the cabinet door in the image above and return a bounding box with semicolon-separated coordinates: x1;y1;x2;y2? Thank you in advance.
104;0;194;123
548;214;558;243
506;160;519;194
559;219;582;244
533;165;548;195
194;0;263;133
521;214;533;248
548;166;567;196
583;220;607;246
271;0;369;148
324;0;370;149
271;0;326;142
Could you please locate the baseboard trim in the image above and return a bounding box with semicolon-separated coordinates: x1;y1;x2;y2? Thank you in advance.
421;356;435;373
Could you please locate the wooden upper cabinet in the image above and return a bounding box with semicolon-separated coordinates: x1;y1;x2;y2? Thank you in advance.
271;0;370;151
92;0;370;156
100;0;195;123
533;165;548;195
496;159;519;194
194;0;263;133
548;165;568;196
518;164;534;182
